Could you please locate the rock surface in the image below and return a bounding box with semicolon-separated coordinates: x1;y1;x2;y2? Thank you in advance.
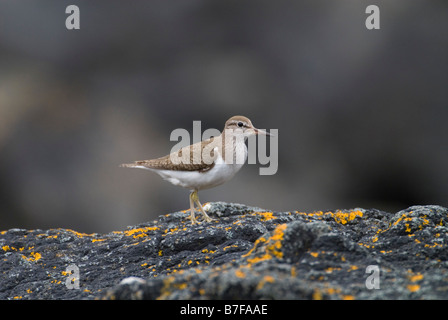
1;203;448;300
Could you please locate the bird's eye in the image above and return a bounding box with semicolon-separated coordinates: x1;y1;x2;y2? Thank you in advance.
238;122;244;128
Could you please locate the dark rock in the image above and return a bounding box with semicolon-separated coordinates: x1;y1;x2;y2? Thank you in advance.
1;203;448;299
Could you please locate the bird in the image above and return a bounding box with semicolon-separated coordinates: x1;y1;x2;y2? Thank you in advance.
120;115;271;224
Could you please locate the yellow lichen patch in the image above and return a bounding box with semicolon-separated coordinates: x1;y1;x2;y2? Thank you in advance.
1;245;25;252
358;242;373;249
323;287;341;295
296;209;363;225
157;276;176;300
246;253;272;265
242;237;266;258
310;252;319;258
348;265;358;272
242;224;287;266
424;242;444;248
406;270;424;292
256;275;275;290
235;269;246;278
65;229;95;238
157;275;190;299
409;273;424;282
163;227;181;234
21;252;42;262
325;267;341;273
407;284;420;292
333;210;363;225
393;214;407;226
223;244;239;251
124;226;159;239
255;236;267;245
91;238;106;243
291;266;297;277
256;211;276;221
177;282;187;290
295;210;324;219
36;233;58;239
31;252;42;261
265;224;287;258
312;289;323;300
312;286;345;299
407;270;424;282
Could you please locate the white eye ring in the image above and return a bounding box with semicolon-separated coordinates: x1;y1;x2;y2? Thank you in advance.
238;122;244;128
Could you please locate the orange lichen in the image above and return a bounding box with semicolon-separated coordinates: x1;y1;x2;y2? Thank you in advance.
409;274;423;282
256;211;277;221
235;269;246;278
256;275;275;290
91;238;106;243
124;226;159;239
21;252;42;262
246;253;272;265
294;209;363;225
242;224;287;266
266;224;286;258
290;266;297;277
393;214;407;226
348;265;358;271
333;210;363;225
407;284;420;292
312;289;323;300
65;229;95;238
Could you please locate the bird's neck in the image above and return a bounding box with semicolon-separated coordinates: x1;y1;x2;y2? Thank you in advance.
219;133;247;165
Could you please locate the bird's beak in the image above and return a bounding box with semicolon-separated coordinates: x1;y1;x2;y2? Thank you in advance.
254;128;274;137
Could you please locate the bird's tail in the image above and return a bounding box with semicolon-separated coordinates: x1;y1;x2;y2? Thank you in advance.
119;161;151;170
119;162;137;168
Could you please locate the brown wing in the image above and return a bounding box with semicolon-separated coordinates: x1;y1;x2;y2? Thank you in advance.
120;137;219;172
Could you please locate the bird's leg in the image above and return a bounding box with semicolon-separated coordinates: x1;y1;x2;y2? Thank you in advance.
189;191;199;225
191;190;213;223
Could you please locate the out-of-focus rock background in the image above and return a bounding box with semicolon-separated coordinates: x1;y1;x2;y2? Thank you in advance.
0;0;447;233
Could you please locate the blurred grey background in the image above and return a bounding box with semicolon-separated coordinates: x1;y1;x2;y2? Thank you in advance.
0;0;447;233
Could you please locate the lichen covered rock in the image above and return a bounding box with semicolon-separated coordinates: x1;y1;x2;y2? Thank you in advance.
1;203;447;299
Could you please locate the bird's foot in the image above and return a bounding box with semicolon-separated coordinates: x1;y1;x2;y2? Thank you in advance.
189;213;199;225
